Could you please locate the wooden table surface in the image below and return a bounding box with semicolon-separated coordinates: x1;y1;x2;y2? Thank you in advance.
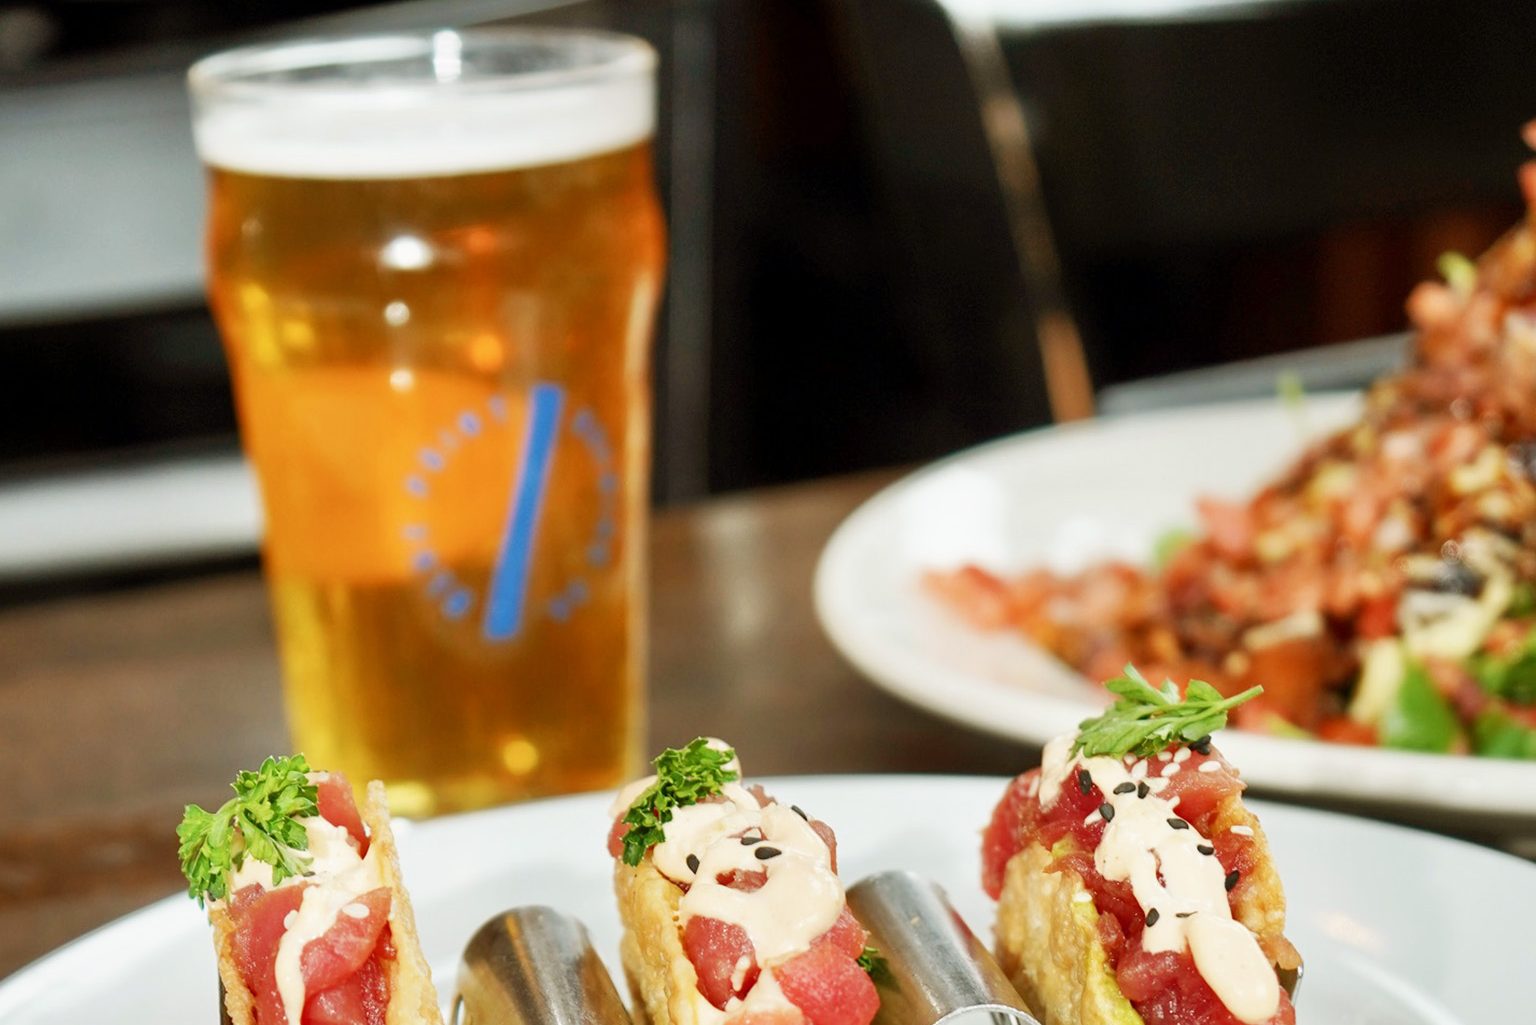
0;469;1041;981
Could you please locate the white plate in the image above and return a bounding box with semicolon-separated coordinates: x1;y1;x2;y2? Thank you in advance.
815;395;1536;826
0;776;1528;1021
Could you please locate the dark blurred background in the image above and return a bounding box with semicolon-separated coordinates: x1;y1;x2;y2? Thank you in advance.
2;0;1533;514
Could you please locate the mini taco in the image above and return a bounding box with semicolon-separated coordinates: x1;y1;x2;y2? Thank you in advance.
178;755;442;1025
981;670;1302;1025
608;738;879;1025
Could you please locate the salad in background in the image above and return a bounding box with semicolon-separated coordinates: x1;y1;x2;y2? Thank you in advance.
927;129;1536;761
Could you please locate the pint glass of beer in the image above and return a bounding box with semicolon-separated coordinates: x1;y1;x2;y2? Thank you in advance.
188;31;663;816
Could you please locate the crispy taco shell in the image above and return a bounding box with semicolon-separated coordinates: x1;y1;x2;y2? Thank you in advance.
614;857;714;1025
211;781;443;1025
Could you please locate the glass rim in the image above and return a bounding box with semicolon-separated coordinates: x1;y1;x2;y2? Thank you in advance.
187;27;657;104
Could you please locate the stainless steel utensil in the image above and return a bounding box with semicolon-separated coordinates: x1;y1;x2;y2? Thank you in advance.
847;870;1039;1025
452;905;631;1025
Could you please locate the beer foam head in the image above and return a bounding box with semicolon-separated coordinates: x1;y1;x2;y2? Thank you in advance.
190;30;655;179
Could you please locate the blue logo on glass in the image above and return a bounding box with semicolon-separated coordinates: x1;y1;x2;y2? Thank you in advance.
399;382;618;642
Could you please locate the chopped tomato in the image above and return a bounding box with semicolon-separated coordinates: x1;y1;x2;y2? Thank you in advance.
228;884;308;1025
1354;594;1398;640
301;887;392;994
683;916;758;1009
923;565;1015;629
1240;637;1332;730
314;774;368;853
775;938;879;1025
1317;716;1377;746
1195;498;1253;561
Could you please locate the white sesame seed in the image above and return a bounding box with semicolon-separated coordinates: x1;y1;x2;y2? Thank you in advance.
283;911;299;929
1083;810;1103;827
1157;751;1173;762
341;902;370;919
1073;890;1093;903
1173;748;1192;763
1146;778;1170;794
1130;760;1149;780
1160;763;1181;778
1229;825;1254;837
1198;761;1222;773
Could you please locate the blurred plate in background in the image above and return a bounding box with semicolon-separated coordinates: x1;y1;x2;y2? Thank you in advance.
815;395;1536;830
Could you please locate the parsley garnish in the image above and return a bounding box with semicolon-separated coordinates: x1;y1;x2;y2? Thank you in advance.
1072;666;1262;759
620;738;739;867
176;754;319;906
856;945;890;982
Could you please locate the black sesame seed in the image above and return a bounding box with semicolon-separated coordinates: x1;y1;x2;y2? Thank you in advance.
1136;782;1150;799
1167;818;1189;830
686;854;700;873
1197;844;1215;856
1176;912;1195;919
1225;870;1241;892
1077;770;1093;795
740;835;763;846
1145;908;1161;927
1113;782;1136;795
791;805;809;821
1191;736;1213;755
754;846;782;861
1099;803;1115;822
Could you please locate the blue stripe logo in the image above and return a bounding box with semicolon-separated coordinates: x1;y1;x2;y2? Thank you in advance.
481;383;565;641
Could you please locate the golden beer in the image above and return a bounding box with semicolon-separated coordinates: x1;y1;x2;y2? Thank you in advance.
191;32;664;815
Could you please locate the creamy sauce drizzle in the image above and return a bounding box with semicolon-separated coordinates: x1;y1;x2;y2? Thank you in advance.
615;741;845;1020
1038;736;1280;1024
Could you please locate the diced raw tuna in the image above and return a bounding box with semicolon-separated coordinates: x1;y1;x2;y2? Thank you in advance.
683;916;758;1009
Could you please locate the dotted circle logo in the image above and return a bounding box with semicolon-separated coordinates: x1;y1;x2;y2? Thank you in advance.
399;382;618;642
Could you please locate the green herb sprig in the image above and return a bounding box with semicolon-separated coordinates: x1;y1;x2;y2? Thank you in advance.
1072;666;1262;759
620;738;739;866
176;754;319;906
